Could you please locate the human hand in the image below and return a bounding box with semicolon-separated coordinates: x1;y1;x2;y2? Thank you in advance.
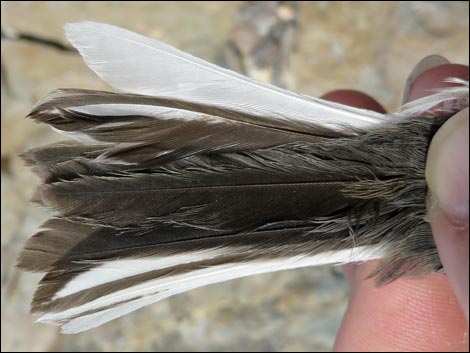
321;59;469;351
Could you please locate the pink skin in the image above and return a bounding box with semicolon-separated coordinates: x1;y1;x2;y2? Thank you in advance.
321;64;469;351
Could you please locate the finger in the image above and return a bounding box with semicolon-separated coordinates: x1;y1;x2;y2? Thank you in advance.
334;262;468;351
404;63;469;106
321;89;386;113
402;55;450;104
426;109;469;322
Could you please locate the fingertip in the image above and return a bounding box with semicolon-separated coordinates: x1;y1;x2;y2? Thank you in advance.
321;89;387;113
426;108;469;226
402;55;451;104
404;63;469;104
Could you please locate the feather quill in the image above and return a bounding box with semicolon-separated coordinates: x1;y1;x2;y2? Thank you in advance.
18;21;469;333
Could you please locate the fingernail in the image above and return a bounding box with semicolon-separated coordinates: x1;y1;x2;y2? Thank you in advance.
426;108;469;227
404;64;469;105
402;55;450;104
430;207;469;322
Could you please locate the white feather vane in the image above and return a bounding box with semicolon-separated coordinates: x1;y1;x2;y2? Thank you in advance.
40;245;386;334
64;21;389;132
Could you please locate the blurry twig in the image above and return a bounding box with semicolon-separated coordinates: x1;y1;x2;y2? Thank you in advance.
1;28;76;52
1;27;77;100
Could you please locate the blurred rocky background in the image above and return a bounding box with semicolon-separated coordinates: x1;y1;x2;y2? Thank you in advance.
1;1;468;351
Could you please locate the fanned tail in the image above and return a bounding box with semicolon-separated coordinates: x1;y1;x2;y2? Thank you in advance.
18;21;469;333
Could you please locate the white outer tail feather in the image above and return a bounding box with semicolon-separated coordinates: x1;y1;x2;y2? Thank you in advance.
64;22;389;132
39;245;386;333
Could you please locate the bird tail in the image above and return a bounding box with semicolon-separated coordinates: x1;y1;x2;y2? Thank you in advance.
17;21;469;334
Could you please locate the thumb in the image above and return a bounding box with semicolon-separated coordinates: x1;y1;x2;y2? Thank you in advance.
426;108;469;321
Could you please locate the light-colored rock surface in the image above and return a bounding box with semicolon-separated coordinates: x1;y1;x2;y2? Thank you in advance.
1;1;468;351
